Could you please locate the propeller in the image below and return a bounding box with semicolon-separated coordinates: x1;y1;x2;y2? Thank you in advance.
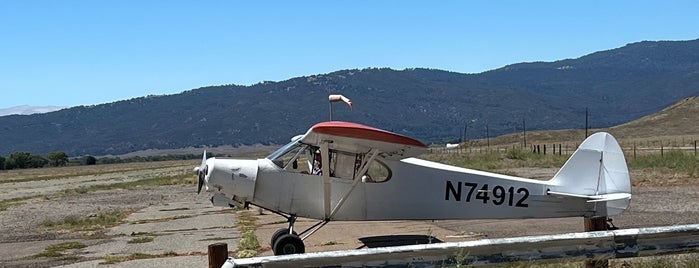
194;150;207;194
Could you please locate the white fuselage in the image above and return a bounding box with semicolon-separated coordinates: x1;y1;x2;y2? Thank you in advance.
252;157;598;221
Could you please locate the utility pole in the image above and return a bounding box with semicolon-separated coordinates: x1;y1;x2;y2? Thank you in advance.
463;122;467;143
585;107;589;138
486;123;490;148
522;118;527;148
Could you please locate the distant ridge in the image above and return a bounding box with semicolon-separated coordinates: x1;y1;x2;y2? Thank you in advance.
1;38;699;156
608;96;699;138
0;105;66;116
486;96;699;145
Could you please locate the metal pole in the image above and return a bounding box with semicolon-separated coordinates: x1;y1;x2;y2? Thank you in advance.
486;123;490;148
329;102;333;121
585;107;589;138
523;118;526;148
463;123;467;143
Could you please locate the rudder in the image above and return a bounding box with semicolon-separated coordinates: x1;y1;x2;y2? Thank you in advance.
548;132;631;216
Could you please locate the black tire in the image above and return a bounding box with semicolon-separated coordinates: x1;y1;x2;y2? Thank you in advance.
270;228;298;247
273;233;305;255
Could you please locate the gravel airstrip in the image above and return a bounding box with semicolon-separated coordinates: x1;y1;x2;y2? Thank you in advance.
2;163;699;267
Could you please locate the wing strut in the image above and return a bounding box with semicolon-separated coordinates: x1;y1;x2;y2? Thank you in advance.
321;141;332;219
300;148;379;241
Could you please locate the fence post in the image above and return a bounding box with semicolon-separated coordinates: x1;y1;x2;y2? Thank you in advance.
209;243;228;268
543;144;547;155
584;217;609;268
559;144;562;156
661;144;664;157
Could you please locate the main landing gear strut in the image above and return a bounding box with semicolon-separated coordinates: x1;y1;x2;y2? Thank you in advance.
269;213;330;256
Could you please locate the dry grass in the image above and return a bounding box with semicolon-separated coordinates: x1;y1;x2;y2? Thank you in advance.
474;97;699;147
41;210;130;232
101;251;179;264
0;160;196;184
423;146;698;187
236;209;261;258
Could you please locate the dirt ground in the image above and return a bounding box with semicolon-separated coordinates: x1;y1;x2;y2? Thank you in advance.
1;164;699;267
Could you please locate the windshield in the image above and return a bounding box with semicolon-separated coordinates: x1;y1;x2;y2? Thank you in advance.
267;140;302;161
267;140;311;171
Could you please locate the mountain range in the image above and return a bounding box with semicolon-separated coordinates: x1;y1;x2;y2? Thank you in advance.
2;39;699;156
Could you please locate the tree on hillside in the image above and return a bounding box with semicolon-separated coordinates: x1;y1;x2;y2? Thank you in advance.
0;155;5;170
5;152;32;169
28;155;48;168
83;155;97;165
47;151;69;167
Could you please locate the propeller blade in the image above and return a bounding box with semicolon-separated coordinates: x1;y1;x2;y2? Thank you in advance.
197;173;205;194
196;150;207;194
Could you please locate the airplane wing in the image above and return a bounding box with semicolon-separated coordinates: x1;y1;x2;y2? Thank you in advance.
300;121;427;159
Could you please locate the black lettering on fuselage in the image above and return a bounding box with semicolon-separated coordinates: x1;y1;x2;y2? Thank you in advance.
445;180;530;208
445;180;461;201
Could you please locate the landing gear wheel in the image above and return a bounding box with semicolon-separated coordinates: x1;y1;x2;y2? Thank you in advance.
270;228;298;247
273;233;305;255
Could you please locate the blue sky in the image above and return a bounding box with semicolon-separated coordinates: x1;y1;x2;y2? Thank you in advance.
1;1;698;109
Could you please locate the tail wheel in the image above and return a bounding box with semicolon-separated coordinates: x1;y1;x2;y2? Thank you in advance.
270;228;298;247
273;233;305;255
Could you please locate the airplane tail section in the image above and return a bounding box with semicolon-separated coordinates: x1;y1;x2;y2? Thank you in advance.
548;132;631;216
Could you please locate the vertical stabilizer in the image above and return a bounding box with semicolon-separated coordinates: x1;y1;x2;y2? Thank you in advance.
549;132;631;216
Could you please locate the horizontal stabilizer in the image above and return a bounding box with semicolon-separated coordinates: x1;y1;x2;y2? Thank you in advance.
548;191;632;203
585;193;632;203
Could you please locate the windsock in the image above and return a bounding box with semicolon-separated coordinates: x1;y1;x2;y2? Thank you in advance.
328;94;353;110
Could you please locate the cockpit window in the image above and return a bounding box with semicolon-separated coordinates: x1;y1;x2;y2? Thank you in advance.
267;140;392;182
329;151;355;180
267;140;301;161
363;158;392;183
267;141;309;172
327;150;392;183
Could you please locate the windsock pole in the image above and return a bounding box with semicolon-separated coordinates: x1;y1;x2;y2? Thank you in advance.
328;94;353;121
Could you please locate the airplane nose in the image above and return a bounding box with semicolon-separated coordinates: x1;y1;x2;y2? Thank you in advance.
206;159;258;200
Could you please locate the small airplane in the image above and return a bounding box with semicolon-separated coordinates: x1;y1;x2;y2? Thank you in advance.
194;121;631;256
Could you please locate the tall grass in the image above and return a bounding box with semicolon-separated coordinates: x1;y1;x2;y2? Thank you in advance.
61;174;194;196
236;210;261;258
41;210;127;231
628;150;699;177
425;147;699;181
423;147;569;172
